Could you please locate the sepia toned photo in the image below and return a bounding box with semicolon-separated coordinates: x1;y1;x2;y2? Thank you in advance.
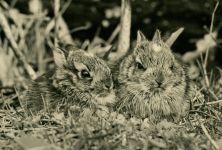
0;0;221;149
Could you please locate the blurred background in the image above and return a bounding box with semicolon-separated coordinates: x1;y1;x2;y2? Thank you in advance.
0;0;221;87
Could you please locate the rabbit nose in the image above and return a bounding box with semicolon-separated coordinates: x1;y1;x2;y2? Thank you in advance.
104;81;113;90
155;72;164;86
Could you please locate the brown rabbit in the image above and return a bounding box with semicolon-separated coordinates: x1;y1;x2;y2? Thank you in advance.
21;45;115;114
115;29;193;122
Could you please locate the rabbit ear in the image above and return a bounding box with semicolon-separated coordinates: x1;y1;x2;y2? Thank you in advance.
53;47;68;68
152;29;162;41
137;30;147;43
166;27;184;47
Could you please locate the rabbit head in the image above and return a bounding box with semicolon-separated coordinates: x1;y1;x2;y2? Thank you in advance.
117;29;190;120
53;45;115;107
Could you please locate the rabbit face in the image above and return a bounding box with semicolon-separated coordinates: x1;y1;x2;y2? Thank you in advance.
120;41;186;96
53;48;115;106
117;30;190;120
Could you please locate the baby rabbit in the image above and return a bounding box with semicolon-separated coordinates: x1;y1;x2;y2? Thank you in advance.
115;29;192;121
22;45;115;114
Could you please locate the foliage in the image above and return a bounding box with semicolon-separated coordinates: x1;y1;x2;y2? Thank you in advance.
0;0;221;149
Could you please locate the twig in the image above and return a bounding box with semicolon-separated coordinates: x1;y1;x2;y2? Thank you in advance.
56;0;76;42
201;54;210;88
46;16;74;44
59;0;72;16
107;24;120;44
209;1;219;33
0;10;36;79
90;27;101;47
62;22;91;36
208;89;219;101
46;0;74;44
54;0;60;47
14;87;29;117
191;86;204;103
201;123;219;150
203;26;222;49
181;1;219;63
194;99;222;107
203;1;219;88
41;94;49;114
189;110;218;120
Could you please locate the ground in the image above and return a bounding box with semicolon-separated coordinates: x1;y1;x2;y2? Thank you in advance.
0;0;222;149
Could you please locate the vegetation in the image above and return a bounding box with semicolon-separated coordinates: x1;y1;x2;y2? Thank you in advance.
0;0;221;149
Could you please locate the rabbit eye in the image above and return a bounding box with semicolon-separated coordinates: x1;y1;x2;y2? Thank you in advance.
136;62;145;70
80;70;91;79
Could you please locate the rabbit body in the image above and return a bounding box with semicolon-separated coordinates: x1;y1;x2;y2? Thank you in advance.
115;30;192;121
22;45;115;114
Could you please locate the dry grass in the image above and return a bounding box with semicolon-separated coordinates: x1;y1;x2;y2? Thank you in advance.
0;0;222;150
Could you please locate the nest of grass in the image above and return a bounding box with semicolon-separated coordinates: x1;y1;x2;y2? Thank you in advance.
0;0;221;149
